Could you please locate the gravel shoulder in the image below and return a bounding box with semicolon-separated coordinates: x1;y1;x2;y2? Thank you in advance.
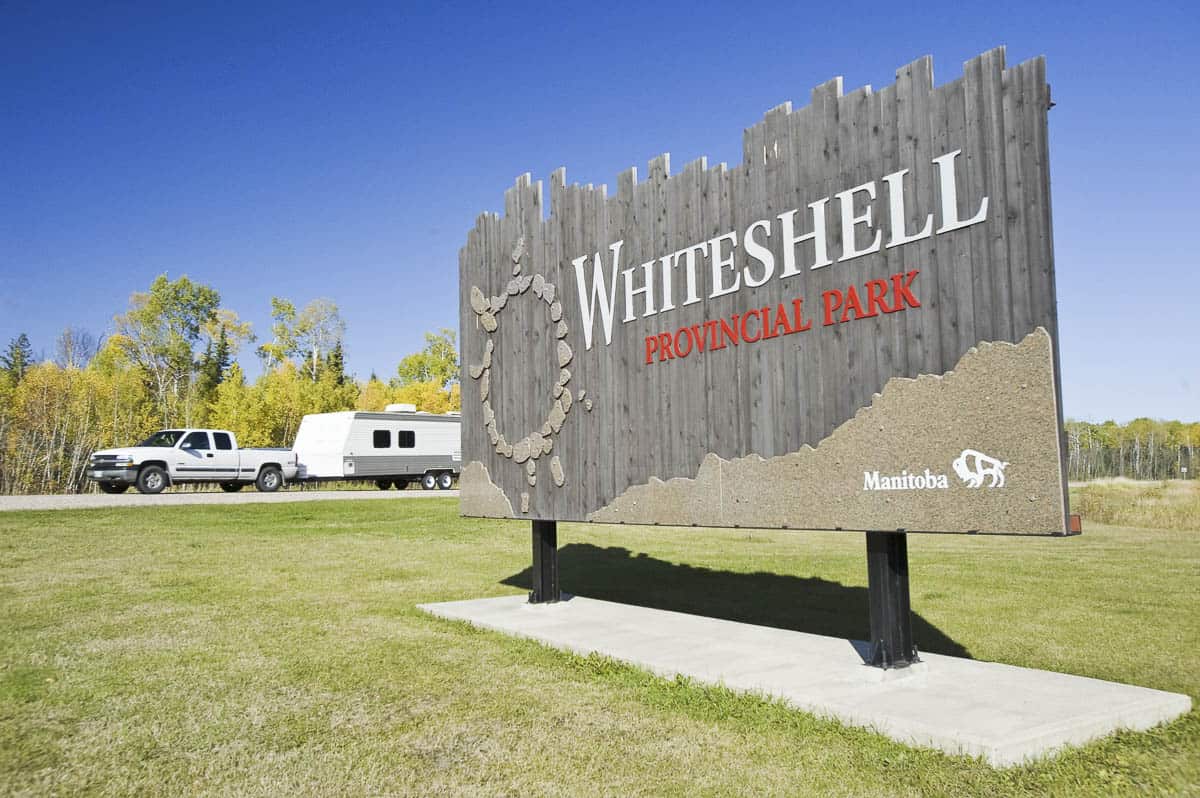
0;489;458;512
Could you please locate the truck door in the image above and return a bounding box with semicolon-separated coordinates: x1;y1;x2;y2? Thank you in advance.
209;432;240;481
177;431;217;479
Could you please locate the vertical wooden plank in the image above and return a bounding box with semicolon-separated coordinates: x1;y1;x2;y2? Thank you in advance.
653;155;670;485
760;104;790;457
700;160;723;458
777;106;804;455
982;47;1014;342
605;166;635;512
1002;60;1034;340
865;86;893;393
563;179;582;505
788;96;819;450
942;75;978;357
498;183;517;508
1021;57;1054;334
747;107;784;456
896;56;937;377
683;156;706;469
811;76;842;440
540;171;562;518
839;85;876;420
878;82;909;387
930;79;964;372
746;116;768;455
663;156;684;475
595;181;616;506
629;166;653;490
962;51;996;345
711;162;739;460
816;74;844;436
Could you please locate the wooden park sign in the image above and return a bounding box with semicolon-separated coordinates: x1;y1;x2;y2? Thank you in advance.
459;47;1071;538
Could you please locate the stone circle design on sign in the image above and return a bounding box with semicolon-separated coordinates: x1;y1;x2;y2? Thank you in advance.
467;235;582;504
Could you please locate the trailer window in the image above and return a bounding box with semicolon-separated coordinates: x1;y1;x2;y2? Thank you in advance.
373;430;390;448
398;430;415;448
213;432;233;450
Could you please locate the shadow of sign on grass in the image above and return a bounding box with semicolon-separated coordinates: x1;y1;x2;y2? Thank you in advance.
502;543;971;660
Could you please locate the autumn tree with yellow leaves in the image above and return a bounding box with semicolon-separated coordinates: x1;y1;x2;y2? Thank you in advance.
0;277;463;493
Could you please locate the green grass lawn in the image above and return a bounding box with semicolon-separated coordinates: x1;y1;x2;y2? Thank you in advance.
1;491;1197;796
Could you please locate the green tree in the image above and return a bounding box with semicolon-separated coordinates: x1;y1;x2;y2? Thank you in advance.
257;297;345;381
1;333;34;381
325;341;347;386
208;364;264;446
197;325;233;398
113;274;222;424
394;328;458;389
294;298;345;381
257;298;297;370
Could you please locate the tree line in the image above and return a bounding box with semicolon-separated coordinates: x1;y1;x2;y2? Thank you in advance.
1065;419;1197;482
0;274;459;494
1;275;1193;494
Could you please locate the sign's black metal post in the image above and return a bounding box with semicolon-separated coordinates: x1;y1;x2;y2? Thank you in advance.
865;531;918;668
530;520;560;603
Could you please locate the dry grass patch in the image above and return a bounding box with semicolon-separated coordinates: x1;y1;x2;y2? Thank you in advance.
1072;478;1199;530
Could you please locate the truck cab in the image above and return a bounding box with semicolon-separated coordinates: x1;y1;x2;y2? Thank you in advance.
87;429;299;495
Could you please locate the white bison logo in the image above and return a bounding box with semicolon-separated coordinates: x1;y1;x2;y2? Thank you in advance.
952;449;1009;488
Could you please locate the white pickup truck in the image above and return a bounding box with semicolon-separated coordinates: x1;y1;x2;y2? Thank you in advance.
86;429;299;495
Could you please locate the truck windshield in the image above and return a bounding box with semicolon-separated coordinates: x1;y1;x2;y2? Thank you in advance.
137;430;186;447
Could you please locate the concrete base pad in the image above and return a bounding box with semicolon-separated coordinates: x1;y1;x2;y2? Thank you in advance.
418;595;1191;767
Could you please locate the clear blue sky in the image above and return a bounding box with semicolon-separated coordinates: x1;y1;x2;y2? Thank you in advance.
2;1;1196;422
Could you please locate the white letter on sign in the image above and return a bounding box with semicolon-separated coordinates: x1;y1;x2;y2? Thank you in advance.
778;199;832;277
743;218;775;287
572;240;624;350
933;149;988;233
836;181;882;262
708;232;740;298
882;168;934;248
622;260;656;323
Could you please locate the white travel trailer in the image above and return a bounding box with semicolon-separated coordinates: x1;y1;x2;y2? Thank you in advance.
292;404;462;490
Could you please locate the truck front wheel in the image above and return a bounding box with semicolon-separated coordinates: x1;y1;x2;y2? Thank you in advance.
256;467;282;493
98;482;129;494
136;466;168;495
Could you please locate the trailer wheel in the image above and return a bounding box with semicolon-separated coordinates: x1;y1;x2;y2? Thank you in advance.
98;482;129;494
420;472;437;490
136;466;168;495
219;482;244;493
436;472;454;490
392;478;409;490
256;466;282;493
375;479;393;490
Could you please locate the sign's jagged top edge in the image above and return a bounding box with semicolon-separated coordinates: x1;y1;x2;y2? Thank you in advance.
462;45;1047;243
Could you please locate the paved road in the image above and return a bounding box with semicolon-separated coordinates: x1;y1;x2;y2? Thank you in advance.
0;489;458;512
